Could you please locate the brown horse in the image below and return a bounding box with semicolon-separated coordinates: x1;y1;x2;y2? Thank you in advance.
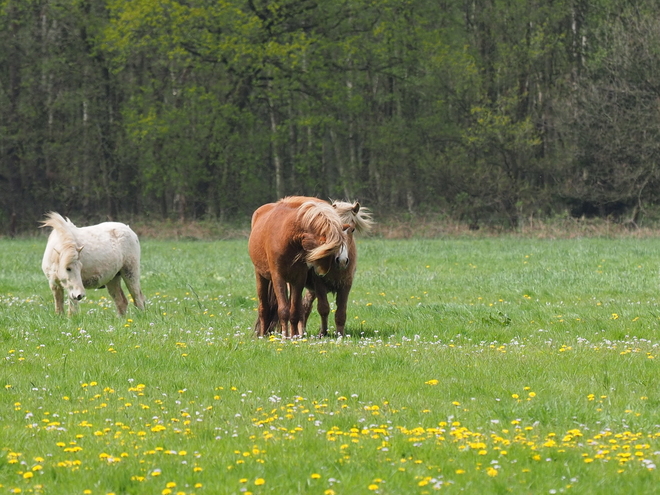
248;196;349;338
302;200;373;336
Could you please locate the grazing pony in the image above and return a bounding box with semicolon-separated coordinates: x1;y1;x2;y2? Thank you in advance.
248;196;349;338
303;200;373;336
41;212;146;316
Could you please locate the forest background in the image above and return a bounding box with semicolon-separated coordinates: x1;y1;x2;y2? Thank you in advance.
2;0;660;235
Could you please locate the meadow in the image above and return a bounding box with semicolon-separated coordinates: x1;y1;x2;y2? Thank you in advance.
1;236;660;494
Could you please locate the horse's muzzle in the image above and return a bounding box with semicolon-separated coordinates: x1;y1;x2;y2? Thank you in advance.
335;255;349;269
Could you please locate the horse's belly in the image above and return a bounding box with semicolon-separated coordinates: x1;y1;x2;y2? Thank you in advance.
81;263;122;288
82;274;110;288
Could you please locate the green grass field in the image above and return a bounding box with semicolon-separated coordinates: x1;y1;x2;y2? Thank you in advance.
2;236;660;494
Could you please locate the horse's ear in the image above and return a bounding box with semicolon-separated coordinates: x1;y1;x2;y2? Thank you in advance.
301;233;320;252
77;245;84;253
352;202;360;213
342;223;352;232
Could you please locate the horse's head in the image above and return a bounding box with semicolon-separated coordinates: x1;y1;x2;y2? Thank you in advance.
333;223;355;269
58;244;86;302
297;200;355;276
301;226;352;276
332;200;374;231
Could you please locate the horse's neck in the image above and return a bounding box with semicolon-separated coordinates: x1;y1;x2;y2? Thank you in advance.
56;224;80;248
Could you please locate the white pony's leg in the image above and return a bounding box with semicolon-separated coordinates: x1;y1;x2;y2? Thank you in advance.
122;270;145;310
52;285;64;314
106;274;129;315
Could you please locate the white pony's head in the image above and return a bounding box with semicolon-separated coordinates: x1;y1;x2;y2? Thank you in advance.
57;244;85;302
42;212;86;302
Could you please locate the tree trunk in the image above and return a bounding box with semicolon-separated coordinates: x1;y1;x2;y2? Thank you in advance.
268;95;283;199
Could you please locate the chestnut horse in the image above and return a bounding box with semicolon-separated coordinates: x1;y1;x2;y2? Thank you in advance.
303;200;373;336
248;196;349;338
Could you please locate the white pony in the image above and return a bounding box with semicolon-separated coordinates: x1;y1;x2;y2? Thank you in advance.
41;212;146;315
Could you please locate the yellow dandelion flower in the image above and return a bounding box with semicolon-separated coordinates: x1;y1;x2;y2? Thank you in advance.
255;478;265;486
311;473;321;479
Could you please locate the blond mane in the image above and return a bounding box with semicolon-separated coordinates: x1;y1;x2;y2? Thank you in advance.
40;212;80;265
331;200;374;234
297;200;345;262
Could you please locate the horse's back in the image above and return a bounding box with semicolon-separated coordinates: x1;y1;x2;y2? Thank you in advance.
73;222;141;276
78;222;139;247
249;202;300;276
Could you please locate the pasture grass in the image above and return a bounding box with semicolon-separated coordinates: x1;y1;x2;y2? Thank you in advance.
1;237;660;494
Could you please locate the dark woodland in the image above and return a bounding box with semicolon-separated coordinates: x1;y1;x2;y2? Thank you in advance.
2;0;660;233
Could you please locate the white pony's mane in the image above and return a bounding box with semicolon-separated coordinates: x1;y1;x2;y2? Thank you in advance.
331;200;374;234
41;212;80;264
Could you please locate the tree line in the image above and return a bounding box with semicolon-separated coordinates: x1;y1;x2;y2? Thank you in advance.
2;0;660;234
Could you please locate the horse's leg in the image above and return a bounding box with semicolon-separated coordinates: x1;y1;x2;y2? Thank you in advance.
255;274;271;338
107;274;129;316
121;267;145;310
51;284;64;315
334;284;352;337
288;279;307;338
266;281;280;334
289;295;304;337
313;285;331;337
302;289;316;329
271;276;291;338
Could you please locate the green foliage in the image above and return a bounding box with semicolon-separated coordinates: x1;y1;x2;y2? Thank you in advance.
4;0;660;229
